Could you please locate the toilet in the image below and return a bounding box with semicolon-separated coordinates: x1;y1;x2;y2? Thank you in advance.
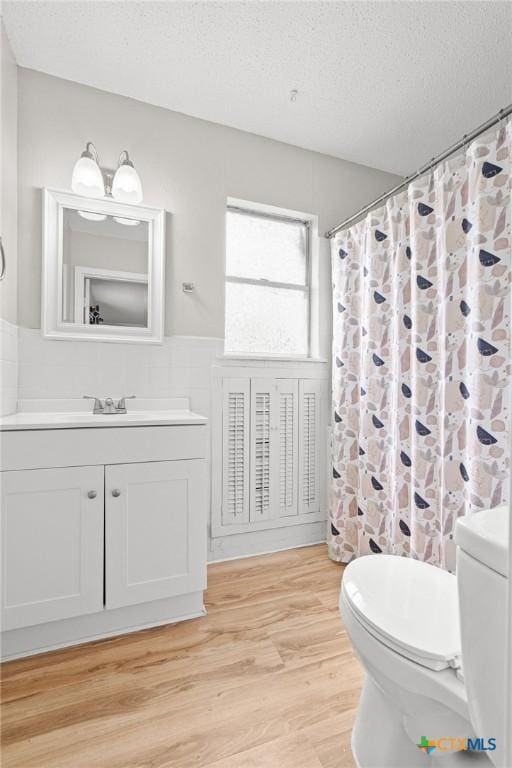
339;505;509;768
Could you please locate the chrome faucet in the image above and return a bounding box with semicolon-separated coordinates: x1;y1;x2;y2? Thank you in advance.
83;395;136;414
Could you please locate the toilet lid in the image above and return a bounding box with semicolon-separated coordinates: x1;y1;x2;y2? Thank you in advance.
341;555;461;671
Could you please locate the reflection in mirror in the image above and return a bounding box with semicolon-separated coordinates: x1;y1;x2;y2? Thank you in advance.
61;209;149;328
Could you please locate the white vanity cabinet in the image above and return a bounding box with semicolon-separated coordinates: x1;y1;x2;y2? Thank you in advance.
0;407;208;660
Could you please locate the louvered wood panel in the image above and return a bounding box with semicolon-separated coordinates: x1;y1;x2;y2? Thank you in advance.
222;379;250;525
250;380;274;522
299;380;322;514
218;374;325;535
277;380;298;517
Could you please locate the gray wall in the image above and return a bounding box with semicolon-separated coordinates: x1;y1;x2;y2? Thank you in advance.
17;68;399;337
0;23;18;324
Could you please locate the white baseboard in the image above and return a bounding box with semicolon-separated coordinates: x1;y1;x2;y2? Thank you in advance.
207;520;327;562
207;538;326;565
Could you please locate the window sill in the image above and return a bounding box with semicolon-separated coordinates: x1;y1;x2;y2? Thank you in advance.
220;353;328;363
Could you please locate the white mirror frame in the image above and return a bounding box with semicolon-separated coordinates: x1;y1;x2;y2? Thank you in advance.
42;188;166;344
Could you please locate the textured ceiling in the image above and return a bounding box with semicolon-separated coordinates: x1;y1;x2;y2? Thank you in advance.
3;1;512;175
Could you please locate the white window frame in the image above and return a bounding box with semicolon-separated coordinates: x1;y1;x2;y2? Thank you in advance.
225;198;319;360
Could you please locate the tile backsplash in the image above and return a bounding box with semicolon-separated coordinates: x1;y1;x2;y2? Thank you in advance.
0;319;18;416
17;328;223;418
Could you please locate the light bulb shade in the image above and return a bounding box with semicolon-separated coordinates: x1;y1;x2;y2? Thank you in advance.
78;211;107;222
71;156;104;198
113;217;141;226
112;163;143;203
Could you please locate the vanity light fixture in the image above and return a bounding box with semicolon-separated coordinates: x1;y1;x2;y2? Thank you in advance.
112;151;143;204
71;144;144;207
71;142;105;198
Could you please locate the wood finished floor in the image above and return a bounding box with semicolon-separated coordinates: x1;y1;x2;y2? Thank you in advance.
1;544;362;768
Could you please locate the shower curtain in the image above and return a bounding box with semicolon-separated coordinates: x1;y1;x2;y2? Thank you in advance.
330;118;511;571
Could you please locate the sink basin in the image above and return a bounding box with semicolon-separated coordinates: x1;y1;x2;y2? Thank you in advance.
0;398;207;431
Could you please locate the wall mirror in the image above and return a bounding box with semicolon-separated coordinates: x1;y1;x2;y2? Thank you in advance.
42;189;165;343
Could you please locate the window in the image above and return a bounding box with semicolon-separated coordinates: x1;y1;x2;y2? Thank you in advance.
225;206;311;356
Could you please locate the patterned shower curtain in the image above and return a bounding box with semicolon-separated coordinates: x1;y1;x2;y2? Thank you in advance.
330;118;511;571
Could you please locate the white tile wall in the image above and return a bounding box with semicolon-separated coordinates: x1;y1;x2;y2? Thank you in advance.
0;319;18;416
17;328;223;418
5;327;329;558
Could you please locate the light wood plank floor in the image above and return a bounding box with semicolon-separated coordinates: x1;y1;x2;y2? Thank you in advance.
1;544;363;768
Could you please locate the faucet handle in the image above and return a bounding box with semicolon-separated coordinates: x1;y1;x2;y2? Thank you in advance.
116;395;136;411
83;395;103;413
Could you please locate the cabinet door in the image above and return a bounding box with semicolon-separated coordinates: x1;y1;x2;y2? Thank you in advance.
250;380;275;522
105;460;207;609
221;378;250;526
298;380;322;514
276;379;299;518
1;466;104;631
249;379;298;522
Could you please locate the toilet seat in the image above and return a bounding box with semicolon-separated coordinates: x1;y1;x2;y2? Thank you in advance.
342;554;461;672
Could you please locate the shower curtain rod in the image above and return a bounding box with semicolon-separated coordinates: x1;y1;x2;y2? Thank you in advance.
325;103;512;239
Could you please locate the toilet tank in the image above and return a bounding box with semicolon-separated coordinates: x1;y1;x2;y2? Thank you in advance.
455;505;509;768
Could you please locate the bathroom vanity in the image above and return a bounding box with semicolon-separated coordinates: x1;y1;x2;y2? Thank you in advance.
0;398;208;660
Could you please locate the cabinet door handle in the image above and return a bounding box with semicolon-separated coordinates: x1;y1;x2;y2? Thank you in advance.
111;489;121;497
87;490;97;499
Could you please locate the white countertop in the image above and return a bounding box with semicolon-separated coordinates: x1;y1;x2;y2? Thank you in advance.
0;398;208;431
